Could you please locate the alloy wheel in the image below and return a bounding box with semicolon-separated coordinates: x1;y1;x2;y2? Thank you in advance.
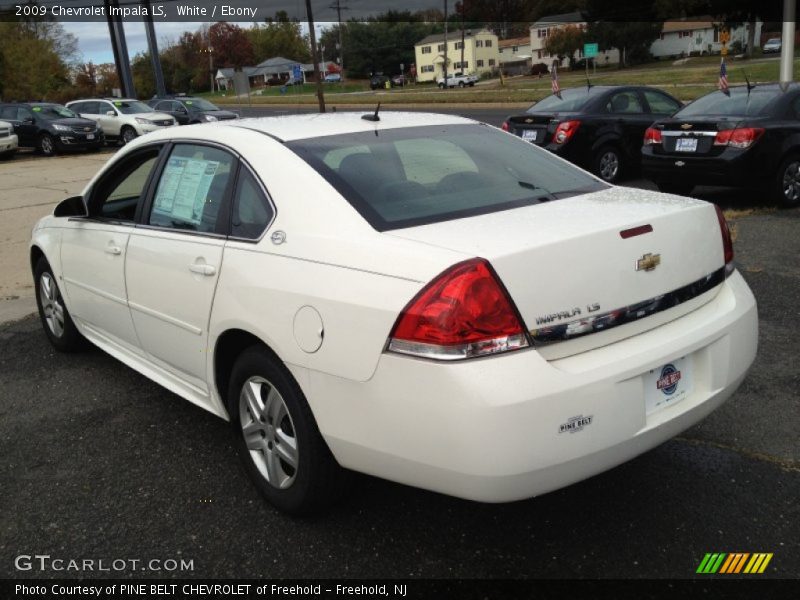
782;161;800;202
599;151;619;181
39;272;65;338
40;136;54;155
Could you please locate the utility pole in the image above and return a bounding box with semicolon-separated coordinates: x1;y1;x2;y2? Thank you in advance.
780;0;796;83
305;0;326;112
330;0;348;81
443;0;448;88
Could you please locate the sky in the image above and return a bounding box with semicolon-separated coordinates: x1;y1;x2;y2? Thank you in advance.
62;20;332;65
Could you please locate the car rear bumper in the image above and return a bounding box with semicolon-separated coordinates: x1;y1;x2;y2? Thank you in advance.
642;147;766;186
306;270;757;502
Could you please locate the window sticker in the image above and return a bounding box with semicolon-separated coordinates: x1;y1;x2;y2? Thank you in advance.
185;101;193;105
153;156;220;225
32;107;42;112
114;101;122;107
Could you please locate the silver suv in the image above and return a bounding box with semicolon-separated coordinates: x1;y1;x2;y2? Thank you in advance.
66;98;176;145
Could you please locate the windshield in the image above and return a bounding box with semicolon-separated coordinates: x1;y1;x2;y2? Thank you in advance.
34;105;77;120
527;88;603;113
676;88;780;117
112;100;153;114
184;98;219;111
288;123;606;231
766;38;781;44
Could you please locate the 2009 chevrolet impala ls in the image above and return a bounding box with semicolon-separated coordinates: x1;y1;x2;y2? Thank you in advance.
29;112;757;514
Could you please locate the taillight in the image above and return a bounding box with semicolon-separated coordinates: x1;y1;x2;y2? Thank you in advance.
714;127;764;148
714;204;734;275
644;127;663;145
501;121;510;132
553;120;580;144
387;258;529;360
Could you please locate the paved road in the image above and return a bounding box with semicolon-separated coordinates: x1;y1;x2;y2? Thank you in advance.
1;211;798;579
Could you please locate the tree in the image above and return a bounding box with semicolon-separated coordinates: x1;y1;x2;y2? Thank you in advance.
209;22;255;68
545;25;586;66
247;13;311;62
74;62;98;97
585;21;662;66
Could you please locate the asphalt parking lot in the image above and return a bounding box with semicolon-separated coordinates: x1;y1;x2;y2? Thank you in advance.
0;112;798;580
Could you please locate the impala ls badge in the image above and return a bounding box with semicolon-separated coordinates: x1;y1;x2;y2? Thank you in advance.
636;253;661;271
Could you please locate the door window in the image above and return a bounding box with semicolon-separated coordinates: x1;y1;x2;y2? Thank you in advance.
89;147;162;221
149;144;235;233
231;167;274;239
643;90;681;115
606;91;644;114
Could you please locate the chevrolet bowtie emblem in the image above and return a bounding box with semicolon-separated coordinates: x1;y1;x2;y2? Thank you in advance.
524;118;533;123
636;253;661;271
681;123;692;130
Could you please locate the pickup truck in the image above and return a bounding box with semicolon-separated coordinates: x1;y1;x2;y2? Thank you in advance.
436;72;478;88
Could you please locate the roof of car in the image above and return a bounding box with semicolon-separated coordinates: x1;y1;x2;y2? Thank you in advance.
220;111;476;142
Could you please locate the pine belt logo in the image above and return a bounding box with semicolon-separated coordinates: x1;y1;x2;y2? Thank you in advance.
696;552;773;574
558;414;593;434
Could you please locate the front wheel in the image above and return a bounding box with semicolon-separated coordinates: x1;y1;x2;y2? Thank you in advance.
39;133;56;156
593;145;624;183
438;82;445;89
34;258;86;352
458;81;465;88
228;347;348;515
121;126;137;145
774;153;800;208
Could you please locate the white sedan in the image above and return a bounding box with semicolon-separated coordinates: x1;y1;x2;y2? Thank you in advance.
29;112;758;514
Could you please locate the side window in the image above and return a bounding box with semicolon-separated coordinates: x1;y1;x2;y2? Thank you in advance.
607;91;644;114
231;167;274;239
90;148;161;221
643;90;681;115
69;102;84;113
791;97;800;120
19;107;35;121
101;102;117;115
87;102;102;114
155;101;171;111
173;101;187;112
149;144;235;233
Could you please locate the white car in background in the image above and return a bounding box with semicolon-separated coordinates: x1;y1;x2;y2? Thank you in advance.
66;98;176;145
29;113;757;515
0;119;18;159
762;38;782;54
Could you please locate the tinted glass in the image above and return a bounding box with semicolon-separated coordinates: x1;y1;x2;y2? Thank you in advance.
231;168;274;239
288;124;606;231
677;88;781;117
34;105;77;120
184;98;218;111
606;91;644;114
110;100;152;114
149;144;234;233
643;90;681;114
93;150;160;221
527;88;604;113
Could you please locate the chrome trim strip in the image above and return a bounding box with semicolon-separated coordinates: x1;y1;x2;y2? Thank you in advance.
128;300;203;336
660;130;718;137
529;267;726;345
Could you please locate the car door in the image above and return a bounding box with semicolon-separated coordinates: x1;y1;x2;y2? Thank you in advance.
60;145;164;352
605;90;653;160
169;101;192;124
94;100;121;137
124;142;236;391
641;89;682;120
13;107;38;146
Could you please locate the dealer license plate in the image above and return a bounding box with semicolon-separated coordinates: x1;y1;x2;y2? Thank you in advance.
86;134;95;140
675;137;698;152
522;129;538;142
644;356;693;415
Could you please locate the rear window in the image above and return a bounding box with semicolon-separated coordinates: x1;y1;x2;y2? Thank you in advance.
527;88;604;113
288;123;606;231
677;88;781;117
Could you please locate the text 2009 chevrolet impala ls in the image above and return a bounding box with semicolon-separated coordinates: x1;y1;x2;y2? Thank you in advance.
29;112;757;514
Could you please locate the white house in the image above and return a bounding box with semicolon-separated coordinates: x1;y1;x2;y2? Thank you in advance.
650;20;762;58
529;11;620;69
498;36;532;75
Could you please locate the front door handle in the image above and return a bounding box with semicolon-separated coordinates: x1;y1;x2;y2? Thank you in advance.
189;263;217;276
104;245;122;255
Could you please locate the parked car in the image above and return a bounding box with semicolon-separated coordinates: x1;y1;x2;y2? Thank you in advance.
0;103;103;156
66;98;175;145
437;72;478;88
147;96;238;125
0;119;18;159
324;73;342;83
369;74;389;90
391;74;407;87
501;85;683;183
642;82;800;206
30;112;756;515
762;38;782;54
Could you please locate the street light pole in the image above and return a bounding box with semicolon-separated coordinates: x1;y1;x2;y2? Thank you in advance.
305;0;326;113
780;0;796;83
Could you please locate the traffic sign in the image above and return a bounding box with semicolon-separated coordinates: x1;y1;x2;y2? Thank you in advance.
292;65;303;82
584;43;599;58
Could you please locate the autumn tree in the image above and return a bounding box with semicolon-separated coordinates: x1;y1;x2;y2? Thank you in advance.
209;22;255;68
544;25;586;66
247;11;311;62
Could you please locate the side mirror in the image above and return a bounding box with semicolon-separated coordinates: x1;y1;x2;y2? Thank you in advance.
23;117;35;125
106;111;116;117
54;196;88;218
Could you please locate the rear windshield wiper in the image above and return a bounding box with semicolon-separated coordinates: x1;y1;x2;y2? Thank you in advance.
518;180;556;200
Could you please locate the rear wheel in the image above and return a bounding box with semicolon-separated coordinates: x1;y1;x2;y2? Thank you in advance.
593;145;624;183
38;133;55;156
775;153;800;208
656;181;694;196
121;126;137;145
34;258;86;352
438;82;445;89
228;346;348;515
458;81;465;88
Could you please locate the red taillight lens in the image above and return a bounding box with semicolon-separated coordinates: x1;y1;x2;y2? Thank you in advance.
714;204;734;270
501;121;510;132
644;127;663;145
388;258;529;360
553;120;580;144
714;127;764;148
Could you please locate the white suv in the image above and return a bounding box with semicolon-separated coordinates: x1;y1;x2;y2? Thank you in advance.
66;98;175;145
0;119;18;159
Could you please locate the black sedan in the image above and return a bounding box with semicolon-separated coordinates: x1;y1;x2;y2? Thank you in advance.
642;83;800;207
147;97;238;125
0;103;103;156
501;85;682;183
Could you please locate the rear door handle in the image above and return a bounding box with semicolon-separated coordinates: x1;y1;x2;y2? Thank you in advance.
189;263;217;276
104;245;122;255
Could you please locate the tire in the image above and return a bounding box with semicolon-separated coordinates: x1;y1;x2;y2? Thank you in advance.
228;346;348;515
33;258;86;352
458;81;465;88
38;133;56;156
438;82;445;89
593;145;624;183
656;181;695;196
774;153;800;208
121;126;137;145
469;81;475;87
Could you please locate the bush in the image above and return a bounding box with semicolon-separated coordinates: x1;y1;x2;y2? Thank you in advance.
531;62;549;75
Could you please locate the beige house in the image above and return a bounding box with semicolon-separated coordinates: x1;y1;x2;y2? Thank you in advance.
413;29;500;82
498;36;532;75
530;11;619;68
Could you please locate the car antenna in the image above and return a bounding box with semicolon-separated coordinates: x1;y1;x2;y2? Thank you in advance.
362;103;381;122
586;75;593;92
741;70;755;115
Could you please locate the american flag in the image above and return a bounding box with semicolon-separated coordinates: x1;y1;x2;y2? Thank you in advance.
719;58;729;92
551;63;560;95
